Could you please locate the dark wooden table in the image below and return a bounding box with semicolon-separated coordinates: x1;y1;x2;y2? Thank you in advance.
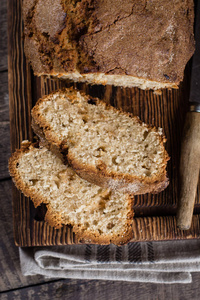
1;0;200;299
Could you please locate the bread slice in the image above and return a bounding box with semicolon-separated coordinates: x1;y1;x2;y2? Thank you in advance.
9;141;134;245
23;0;195;90
32;88;169;194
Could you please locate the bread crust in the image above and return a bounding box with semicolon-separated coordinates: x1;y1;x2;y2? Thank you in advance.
9;141;134;245
68;153;169;195
23;0;195;89
31;88;169;195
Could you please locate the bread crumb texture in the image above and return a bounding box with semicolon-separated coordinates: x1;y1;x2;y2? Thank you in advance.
9;142;134;245
32;88;169;194
23;0;195;89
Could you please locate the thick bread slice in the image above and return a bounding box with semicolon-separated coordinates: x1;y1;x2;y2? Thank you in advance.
9;141;134;245
31;88;169;194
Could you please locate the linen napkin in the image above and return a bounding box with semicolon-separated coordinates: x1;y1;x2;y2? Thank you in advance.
19;239;200;284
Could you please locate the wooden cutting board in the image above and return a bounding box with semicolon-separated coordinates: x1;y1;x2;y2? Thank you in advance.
8;0;200;247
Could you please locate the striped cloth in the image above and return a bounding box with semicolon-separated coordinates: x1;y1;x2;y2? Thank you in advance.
19;239;200;284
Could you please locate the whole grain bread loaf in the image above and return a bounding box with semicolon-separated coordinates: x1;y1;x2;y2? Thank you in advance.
23;0;195;90
9;141;134;245
31;88;169;194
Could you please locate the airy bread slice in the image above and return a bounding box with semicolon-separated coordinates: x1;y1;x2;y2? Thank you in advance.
32;88;169;194
9;141;134;245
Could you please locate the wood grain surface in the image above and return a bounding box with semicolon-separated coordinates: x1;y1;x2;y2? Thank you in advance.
1;180;200;298
2;275;200;300
0;0;9;181
7;0;200;247
0;0;7;71
0;71;10;179
0;180;54;292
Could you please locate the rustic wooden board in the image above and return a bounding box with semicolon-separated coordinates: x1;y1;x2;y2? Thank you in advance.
1;179;200;299
8;0;200;247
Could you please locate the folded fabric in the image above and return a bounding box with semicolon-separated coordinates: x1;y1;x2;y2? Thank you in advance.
19;239;200;284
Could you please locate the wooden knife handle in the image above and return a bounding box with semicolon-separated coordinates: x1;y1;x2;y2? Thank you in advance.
176;112;200;230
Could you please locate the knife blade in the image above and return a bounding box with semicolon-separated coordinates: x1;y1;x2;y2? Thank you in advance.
176;0;200;230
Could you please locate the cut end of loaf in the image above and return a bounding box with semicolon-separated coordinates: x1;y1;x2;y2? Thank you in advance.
9;141;134;245
37;72;179;91
32;88;169;195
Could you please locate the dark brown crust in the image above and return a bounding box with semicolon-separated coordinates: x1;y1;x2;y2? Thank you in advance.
8;141;134;245
31;87;169;195
23;0;195;88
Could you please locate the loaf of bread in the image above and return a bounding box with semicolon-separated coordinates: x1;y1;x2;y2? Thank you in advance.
32;88;169;194
9;141;134;245
23;0;195;90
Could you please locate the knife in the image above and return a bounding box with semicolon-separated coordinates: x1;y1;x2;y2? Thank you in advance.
176;0;200;230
